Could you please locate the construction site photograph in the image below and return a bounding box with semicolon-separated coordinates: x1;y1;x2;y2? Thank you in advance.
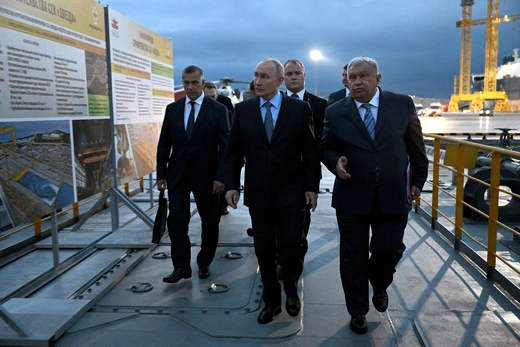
0;120;75;227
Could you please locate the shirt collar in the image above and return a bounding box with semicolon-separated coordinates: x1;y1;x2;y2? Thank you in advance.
287;89;305;100
354;88;380;109
186;93;205;105
260;91;283;109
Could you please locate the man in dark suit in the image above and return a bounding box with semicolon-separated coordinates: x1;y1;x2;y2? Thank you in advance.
225;58;320;324
204;81;233;215
156;65;229;284
283;59;327;265
327;64;350;106
320;57;428;334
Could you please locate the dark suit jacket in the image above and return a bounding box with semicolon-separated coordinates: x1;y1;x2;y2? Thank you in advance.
157;96;229;193
320;88;428;215
225;92;320;209
302;91;328;142
328;88;348;106
217;94;234;127
217;94;234;114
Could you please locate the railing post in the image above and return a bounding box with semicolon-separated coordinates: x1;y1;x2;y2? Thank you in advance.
432;138;441;223
34;217;41;235
454;144;466;248
487;151;501;277
73;202;79;222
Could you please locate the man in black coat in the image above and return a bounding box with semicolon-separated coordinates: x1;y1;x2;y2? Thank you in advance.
204;81;234;215
328;64;350;106
156;65;229;284
321;57;428;334
225;58;320;324
283;59;327;265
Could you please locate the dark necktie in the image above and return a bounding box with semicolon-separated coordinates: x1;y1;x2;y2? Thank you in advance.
291;93;299;99
187;101;195;139
264;101;273;142
361;103;375;139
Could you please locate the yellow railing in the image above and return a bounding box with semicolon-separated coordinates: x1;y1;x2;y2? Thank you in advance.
416;134;520;297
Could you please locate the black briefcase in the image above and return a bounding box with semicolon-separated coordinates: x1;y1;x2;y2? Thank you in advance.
152;190;168;243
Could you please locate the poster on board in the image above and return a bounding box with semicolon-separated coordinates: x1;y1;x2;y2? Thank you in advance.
0;0;110;226
106;7;174;185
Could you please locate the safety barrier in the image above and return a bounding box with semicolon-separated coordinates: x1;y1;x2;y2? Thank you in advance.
415;133;520;301
0;177;149;253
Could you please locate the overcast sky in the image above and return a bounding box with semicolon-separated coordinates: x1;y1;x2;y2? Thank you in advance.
104;0;519;99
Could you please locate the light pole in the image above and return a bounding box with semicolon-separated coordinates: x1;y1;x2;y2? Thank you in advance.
310;49;323;96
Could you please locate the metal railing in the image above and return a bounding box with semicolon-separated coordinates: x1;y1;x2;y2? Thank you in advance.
0;177;149;245
414;133;520;301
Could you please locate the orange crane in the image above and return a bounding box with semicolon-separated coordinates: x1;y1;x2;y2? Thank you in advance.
449;0;519;112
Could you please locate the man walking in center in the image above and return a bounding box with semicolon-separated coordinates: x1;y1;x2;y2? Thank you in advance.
225;58;321;324
156;65;229;284
321;57;428;334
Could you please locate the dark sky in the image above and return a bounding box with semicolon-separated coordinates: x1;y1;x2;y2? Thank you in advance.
105;0;519;99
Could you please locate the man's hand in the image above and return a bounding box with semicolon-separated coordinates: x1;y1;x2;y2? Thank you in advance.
336;156;351;179
225;190;240;209
305;191;318;212
157;179;167;191
213;180;224;194
410;185;421;200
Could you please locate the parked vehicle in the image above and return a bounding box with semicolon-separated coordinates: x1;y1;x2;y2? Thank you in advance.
415;103;426;116
479;108;494;117
426;102;442;117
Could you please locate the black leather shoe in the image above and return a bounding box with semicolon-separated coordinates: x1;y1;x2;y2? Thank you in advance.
198;266;210;279
349;315;368;334
372;288;388;312
162;268;191;283
285;294;301;317
257;305;282;324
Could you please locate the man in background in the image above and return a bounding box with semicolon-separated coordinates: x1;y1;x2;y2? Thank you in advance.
283;59;327;270
328;64;350;106
204;81;233;215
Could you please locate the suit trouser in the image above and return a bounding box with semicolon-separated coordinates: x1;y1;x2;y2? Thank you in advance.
249;206;304;306
336;193;408;317
167;186;221;270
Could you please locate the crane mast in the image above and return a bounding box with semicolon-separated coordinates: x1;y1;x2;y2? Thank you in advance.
449;0;516;112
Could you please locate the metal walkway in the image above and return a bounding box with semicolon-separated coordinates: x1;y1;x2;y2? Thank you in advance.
1;167;519;346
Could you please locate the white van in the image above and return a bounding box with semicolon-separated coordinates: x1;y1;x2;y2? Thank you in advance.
426;102;442;117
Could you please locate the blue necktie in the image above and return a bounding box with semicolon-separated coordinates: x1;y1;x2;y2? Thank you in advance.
264;101;273;141
187;101;195;139
361;103;375;139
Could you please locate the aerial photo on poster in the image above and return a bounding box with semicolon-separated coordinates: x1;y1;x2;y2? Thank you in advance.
107;7;173;184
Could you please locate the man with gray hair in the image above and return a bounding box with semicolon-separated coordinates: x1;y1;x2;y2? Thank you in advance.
321;57;428;334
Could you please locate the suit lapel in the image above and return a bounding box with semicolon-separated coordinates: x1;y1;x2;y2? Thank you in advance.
191;96;209;139
270;94;291;143
374;89;389;138
344;97;372;140
175;97;188;138
250;97;268;142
